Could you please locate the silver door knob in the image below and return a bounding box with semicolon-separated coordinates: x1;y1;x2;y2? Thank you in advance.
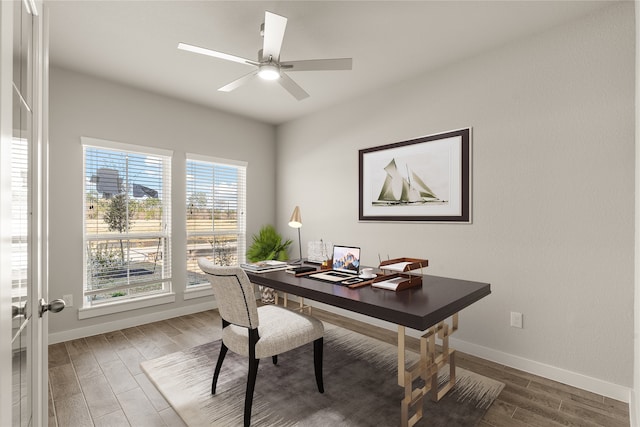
38;298;65;317
12;304;26;319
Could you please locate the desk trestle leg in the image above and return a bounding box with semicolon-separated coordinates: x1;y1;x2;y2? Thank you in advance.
398;313;459;427
275;292;312;315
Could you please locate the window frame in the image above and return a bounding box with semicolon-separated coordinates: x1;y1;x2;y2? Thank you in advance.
81;137;173;311
185;153;247;291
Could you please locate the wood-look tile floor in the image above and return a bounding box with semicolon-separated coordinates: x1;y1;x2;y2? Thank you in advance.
48;308;630;427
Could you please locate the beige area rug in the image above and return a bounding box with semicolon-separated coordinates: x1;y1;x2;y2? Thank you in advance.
141;324;504;426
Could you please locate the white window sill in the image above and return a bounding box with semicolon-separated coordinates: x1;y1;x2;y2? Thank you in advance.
78;293;176;320
184;284;213;300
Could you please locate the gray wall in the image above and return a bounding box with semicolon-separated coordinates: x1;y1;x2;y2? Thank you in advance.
48;67;276;336
276;3;635;391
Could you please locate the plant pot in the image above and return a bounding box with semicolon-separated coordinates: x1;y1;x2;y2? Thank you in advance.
259;285;276;304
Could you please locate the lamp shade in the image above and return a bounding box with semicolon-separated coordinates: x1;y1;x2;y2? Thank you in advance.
288;206;302;228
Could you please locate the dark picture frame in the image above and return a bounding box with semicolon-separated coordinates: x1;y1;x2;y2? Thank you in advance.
359;128;471;222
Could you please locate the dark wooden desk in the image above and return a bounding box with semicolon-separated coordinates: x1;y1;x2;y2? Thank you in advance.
246;267;491;427
247;269;490;331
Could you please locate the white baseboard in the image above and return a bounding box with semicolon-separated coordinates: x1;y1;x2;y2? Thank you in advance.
304;300;632;404
447;336;631;403
48;300;217;345
48;297;633;407
630;389;638;427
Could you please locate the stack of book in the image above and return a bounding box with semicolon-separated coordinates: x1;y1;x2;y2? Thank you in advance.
240;260;290;273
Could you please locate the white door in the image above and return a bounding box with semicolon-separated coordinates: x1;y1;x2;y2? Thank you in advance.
1;1;51;425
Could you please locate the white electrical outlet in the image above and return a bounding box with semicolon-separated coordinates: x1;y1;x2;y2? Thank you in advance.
63;294;73;307
510;311;523;328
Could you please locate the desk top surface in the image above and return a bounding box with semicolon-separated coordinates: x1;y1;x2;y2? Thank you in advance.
246;267;491;331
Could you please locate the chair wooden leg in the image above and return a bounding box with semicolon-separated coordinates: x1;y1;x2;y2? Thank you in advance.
313;337;324;393
272;355;278;365
213;319;231;395
212;342;228;395
244;356;259;427
244;328;260;427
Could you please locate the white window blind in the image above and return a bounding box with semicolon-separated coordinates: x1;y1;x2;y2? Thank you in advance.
82;138;172;306
186;155;246;287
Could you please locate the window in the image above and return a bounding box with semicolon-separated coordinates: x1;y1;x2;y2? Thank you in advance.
82;138;172;306
186;154;246;287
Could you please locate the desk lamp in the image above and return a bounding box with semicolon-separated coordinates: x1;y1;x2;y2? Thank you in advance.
288;206;303;264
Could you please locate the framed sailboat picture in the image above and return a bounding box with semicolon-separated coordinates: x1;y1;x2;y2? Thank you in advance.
359;128;471;222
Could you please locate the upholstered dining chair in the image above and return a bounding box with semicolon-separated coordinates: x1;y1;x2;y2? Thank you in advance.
197;258;324;427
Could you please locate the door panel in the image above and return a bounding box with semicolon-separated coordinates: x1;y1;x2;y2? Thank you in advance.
11;0;34;425
6;0;46;425
12;320;30;426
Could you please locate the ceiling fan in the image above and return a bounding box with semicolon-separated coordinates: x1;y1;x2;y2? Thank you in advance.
178;11;352;100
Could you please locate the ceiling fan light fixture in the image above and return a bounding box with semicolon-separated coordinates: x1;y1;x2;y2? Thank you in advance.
258;64;280;80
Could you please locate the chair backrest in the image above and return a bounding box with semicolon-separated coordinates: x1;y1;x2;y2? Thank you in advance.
197;258;259;329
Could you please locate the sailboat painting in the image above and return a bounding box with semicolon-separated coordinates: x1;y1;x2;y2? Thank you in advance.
373;158;445;206
359;128;471;222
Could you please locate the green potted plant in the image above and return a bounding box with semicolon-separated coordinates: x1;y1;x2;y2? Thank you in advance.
246;225;292;262
246;225;292;303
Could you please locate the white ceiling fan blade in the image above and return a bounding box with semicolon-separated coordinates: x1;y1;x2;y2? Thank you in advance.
278;73;309;101
178;42;257;66
281;58;353;72
218;71;259;92
262;11;287;61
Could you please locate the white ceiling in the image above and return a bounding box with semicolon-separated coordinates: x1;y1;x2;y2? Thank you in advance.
47;1;614;125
